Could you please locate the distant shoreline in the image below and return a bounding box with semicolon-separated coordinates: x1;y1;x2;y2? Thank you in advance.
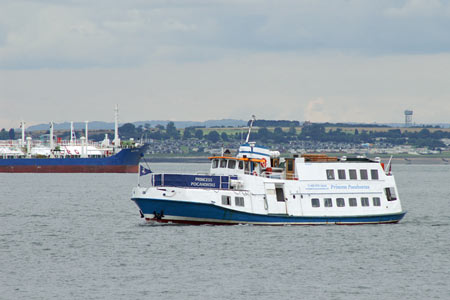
144;156;450;165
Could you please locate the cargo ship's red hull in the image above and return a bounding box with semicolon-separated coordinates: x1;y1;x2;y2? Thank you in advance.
0;165;138;173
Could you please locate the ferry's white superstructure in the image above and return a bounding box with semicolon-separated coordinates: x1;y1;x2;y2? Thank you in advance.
132;142;405;225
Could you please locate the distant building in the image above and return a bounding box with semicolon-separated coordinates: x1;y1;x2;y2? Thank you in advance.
404;110;413;127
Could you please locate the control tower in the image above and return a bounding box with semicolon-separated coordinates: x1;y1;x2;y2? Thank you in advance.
404;110;413;127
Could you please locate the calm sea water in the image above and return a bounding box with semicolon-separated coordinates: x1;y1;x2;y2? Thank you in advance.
1;164;449;300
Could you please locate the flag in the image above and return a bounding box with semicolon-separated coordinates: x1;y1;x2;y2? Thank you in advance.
139;165;152;176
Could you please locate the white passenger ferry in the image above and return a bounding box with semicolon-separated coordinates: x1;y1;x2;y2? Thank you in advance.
131;121;406;225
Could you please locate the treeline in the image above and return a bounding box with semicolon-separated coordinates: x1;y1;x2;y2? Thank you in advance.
3;122;449;150
118;122;449;149
0;128;15;140
250;120;300;127
299;124;449;149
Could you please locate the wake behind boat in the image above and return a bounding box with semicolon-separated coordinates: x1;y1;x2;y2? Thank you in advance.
131;117;406;225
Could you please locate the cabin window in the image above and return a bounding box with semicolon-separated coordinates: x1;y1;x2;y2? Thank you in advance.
276;187;285;202
360;169;368;180
221;195;231;205
228;160;236;169
326;169;335;180
385;187;397;201
336;198;345;207
338;170;346;180
370;169;379;180
238;161;244;170
311;198;320;207
287;160;294;172
235;196;245;207
349;198;357;207
220;159;227;168
212;159;219;168
244;161;250;173
361;197;369;207
373;197;381;206
324;198;333;207
349;169;357;180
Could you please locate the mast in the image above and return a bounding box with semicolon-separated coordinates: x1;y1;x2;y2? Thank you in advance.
85;121;89;144
245;115;256;143
70;121;74;145
49;122;54;150
114;104;120;150
20;121;26;146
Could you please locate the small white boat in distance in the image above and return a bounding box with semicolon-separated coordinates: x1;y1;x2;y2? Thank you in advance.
131;118;406;225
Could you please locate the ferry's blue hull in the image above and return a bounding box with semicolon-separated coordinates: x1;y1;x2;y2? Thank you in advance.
132;197;406;225
0;146;147;173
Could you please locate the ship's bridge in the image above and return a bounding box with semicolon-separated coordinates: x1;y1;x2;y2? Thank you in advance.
209;156;266;176
236;142;280;168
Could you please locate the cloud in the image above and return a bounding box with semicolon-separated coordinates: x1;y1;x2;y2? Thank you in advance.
304;98;330;122
1;51;449;128
2;1;450;69
384;0;447;17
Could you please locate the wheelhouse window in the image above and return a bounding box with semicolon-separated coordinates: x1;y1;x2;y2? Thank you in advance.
373;197;381;206
244;161;250;173
228;160;236;169
311;198;320;207
361;197;369;207
385;187;397;201
220;159;228;168
349;198;357;207
324;198;333;207
238;161;244;170
221;195;231;205
235;196;245;207
212;159;219;168
326;169;335;180
371;169;379;180
287;160;294;172
338;170;346;180
360;169;368;180
349;169;357;180
336;198;345;207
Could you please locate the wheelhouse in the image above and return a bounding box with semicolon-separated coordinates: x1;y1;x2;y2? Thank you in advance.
209;156;266;176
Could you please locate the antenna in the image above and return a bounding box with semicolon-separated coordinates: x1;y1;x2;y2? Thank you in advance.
114;104;120;149
245;115;256;143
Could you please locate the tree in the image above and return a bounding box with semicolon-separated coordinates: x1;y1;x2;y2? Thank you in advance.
195;129;203;139
221;132;228;141
0;128;7;140
8;128;15;140
119;123;137;139
183;128;193;139
288;126;296;136
206;131;220;143
166;122;180;139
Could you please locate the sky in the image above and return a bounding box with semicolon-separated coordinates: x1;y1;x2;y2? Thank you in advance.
1;0;450;129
